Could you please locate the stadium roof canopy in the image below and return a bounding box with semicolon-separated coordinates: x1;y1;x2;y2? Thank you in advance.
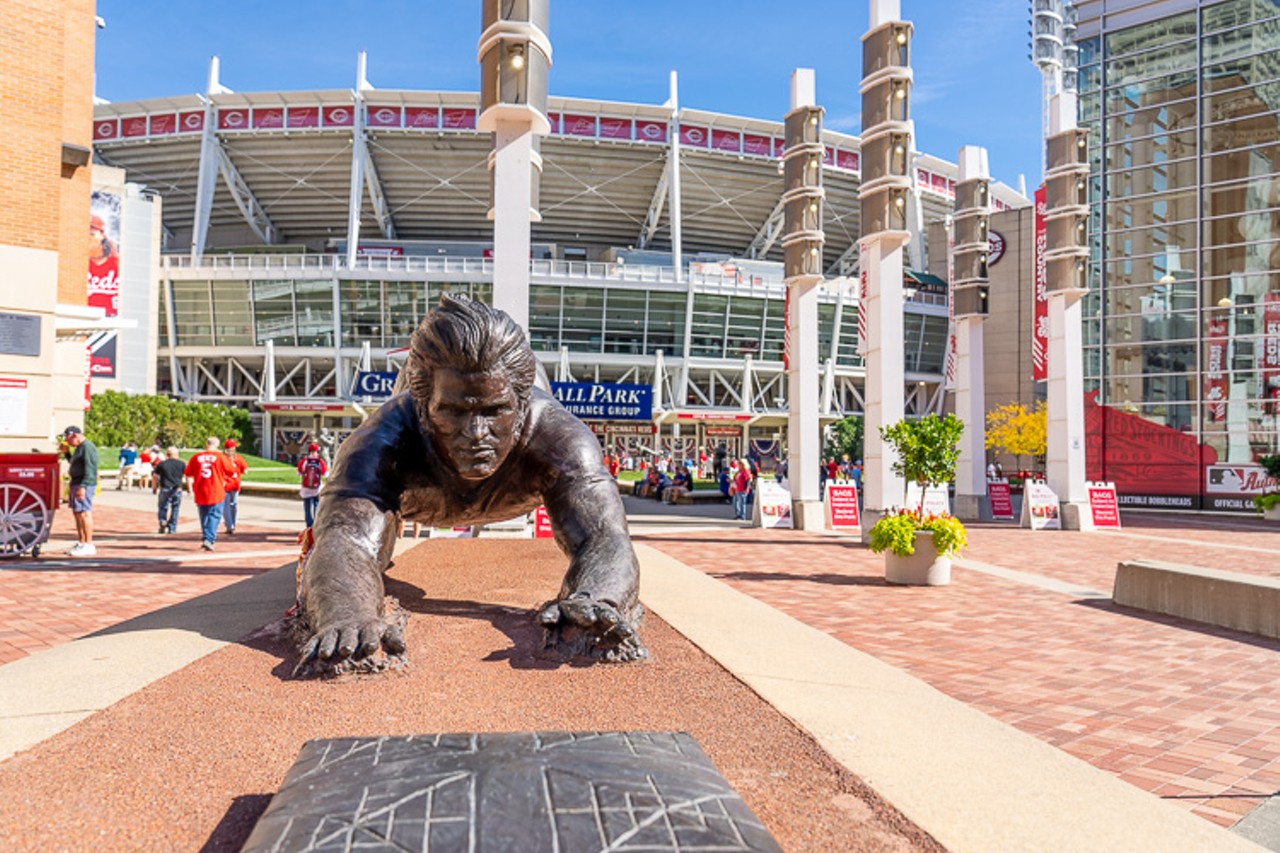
93;91;1028;273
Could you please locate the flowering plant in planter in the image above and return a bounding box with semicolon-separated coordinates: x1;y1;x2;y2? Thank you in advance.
868;413;968;559
868;508;967;557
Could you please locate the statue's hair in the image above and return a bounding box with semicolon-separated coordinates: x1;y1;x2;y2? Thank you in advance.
407;293;537;409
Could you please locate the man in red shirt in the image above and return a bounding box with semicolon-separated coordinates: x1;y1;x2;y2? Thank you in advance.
222;438;249;535
184;437;235;551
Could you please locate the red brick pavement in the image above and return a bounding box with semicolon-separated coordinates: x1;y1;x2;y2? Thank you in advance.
638;513;1280;828
0;504;297;666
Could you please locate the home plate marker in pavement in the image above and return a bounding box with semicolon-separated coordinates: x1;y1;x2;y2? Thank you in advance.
241;732;783;852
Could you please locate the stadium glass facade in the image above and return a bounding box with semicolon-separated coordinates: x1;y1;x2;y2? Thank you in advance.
1074;0;1280;509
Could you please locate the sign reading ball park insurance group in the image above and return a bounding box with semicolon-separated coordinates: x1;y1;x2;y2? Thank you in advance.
550;382;652;421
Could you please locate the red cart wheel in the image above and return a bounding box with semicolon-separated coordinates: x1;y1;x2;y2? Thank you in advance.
0;483;50;559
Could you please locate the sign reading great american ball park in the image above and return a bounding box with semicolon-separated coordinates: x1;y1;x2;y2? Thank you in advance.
550;382;653;421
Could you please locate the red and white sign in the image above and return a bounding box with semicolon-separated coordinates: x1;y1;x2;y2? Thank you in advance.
179;110;205;133
703;426;742;437
0;378;29;437
441;108;475;129
916;168;930;189
823;146;835;166
987;479;1015;520
356;245;404;257
287;107;319;129
533;506;554;538
856;240;869;356
323;106;354;127
149;113;177;135
743;134;771;156
945;221;957;389
218;108;249;130
931;173;948;195
679;125;708;147
836;150;859;172
782;285;791;371
93;118;119;141
825;482;861;532
1205;318;1229;422
988;230;1006;266
754;480;793;529
121;115;149;138
367;106;401;128
253;108;285;129
598;117;630;139
1087;481;1121;528
772;137;786;158
404;107;438;129
676;412;752;421
635;120;666;143
603;424;657;435
1023;480;1061;530
1262;292;1280;412
1032;185;1049;381
260;403;348;412
712;129;740;152
562;114;596;136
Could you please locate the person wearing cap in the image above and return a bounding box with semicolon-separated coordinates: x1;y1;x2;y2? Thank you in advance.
62;426;98;556
297;442;328;528
184;436;237;551
221;438;248;534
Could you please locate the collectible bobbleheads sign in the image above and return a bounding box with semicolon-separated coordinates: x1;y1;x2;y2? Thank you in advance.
754;480;793;529
905;482;951;516
1022;480;1061;530
987;479;1015;520
1087;481;1121;528
824;482;860;533
533;506;555;538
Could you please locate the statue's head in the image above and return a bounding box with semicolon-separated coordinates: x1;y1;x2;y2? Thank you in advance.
407;294;537;481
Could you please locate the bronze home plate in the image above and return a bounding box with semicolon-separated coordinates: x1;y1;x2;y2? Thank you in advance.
241;731;783;852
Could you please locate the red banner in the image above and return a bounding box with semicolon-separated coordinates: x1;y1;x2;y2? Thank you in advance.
404;107;437;129
679;125;708;147
120;115;148;138
534;506;554;538
825;483;861;531
836;150;859;171
93;118;118;141
367;105;401;128
218;108;249;130
1263;292;1280;413
931;173;948;194
323;105;355;127
635;120;666;143
287;107;319;129
712;129;740;152
1032;185;1048;381
987;480;1014;520
440;108;475;129
562;114;596;136
598;117;630;139
1205;318;1229;422
149;113;177;135
772;138;786;158
253;107;285;129
178;111;204;133
743;134;771;156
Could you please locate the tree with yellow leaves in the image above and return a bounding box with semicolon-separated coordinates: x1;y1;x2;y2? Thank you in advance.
985;401;1046;473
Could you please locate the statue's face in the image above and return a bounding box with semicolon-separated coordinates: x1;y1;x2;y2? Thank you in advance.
427;368;521;481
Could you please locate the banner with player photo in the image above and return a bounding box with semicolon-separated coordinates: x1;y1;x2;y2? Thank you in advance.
87;190;122;378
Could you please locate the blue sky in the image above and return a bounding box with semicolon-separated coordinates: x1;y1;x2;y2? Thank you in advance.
95;0;1043;190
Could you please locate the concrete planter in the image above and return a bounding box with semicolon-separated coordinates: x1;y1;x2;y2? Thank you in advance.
884;531;952;586
1264;504;1280;522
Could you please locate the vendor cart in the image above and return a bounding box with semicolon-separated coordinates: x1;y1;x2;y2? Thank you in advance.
0;453;61;559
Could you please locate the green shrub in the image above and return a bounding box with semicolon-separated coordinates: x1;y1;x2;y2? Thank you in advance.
869;509;968;558
1255;493;1280;513
85;391;256;454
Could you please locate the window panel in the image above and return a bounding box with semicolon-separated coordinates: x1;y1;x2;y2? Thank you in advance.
1105;73;1197;113
211;280;252;346
158;282;168;349
644;291;685;356
1204;142;1280;185
341;281;383;346
1104;188;1198;232
1203;1;1280;35
725;296;765;358
603;289;646;355
1106;39;1197;88
560;287;603;352
1105;158;1198;198
1202;237;1280;278
1105;129;1197;169
172;280;213;347
252;280;295;346
1204;80;1280;124
1203;16;1280;64
528;285;561;352
295;280;334;347
1205;47;1280;92
760;297;785;362
1105;13;1196;60
1105;98;1198;143
690;294;728;358
1203;110;1280;152
384;281;428;347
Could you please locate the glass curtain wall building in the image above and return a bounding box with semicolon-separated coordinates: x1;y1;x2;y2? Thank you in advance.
1073;0;1280;509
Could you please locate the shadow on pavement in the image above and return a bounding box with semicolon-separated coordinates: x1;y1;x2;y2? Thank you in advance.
199;793;273;853
1074;598;1280;652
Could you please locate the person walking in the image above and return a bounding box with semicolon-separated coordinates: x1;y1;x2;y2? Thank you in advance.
184;437;235;551
297;442;328;528
152;446;186;534
116;442;137;490
221;438;248;535
62;425;98;556
732;458;752;521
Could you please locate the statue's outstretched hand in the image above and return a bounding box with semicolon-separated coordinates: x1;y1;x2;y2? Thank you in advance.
294;615;405;677
538;593;648;662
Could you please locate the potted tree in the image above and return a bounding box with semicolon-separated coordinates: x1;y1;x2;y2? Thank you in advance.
868;413;967;585
1254;454;1280;521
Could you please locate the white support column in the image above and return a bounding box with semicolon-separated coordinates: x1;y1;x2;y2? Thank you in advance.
344;52;369;270
652;349;665;412
741;354;754;413
491;121;535;329
668;71;683;281
189;57;224;264
953;145;991;520
263;339;277;402
821;356;835;415
163;278;183;396
332;281;345;399
862;237;907;513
